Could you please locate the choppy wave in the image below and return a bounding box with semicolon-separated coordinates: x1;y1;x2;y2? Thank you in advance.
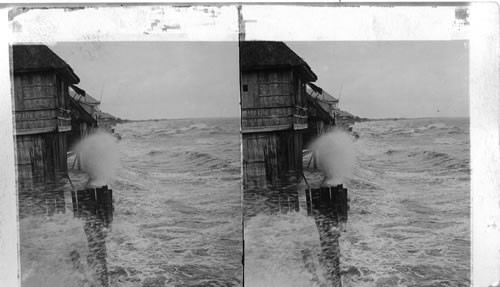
146;149;164;156
174;150;231;170
245;118;469;287
409;150;452;161
19;118;242;287
365;120;467;139
245;212;329;287
125;121;228;140
342;118;470;286
383;149;469;172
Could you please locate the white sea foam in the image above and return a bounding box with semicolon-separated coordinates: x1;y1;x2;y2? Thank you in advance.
73;131;120;187
310;129;356;186
244;212;328;287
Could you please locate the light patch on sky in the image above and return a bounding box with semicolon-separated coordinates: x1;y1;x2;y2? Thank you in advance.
52;41;239;120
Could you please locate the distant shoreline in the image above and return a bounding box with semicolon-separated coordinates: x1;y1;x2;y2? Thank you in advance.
364;116;469;122
117;116;239;123
115;115;469;125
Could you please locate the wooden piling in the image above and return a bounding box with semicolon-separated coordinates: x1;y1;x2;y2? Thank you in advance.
72;186;113;287
306;185;349;287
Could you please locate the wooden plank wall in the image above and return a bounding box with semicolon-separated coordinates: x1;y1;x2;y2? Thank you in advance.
14;72;56;111
284;131;303;178
241;69;297;132
16;132;68;189
15;109;58;131
14;72;57;133
242;133;278;188
293;106;308;129
241;69;292;109
241;69;310;132
14;72;71;134
56;74;72;132
242;130;303;188
256;70;292;107
13;71;71;189
241;69;308;188
296;74;306;107
241;107;294;130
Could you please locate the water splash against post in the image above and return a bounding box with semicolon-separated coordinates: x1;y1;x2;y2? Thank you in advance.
72;131;119;287
306;129;356;286
73;131;120;187
310;129;356;186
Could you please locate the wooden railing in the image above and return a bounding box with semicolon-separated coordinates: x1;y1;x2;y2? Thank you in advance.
241;105;308;133
293;105;308;130
57;107;72;132
14;107;72;135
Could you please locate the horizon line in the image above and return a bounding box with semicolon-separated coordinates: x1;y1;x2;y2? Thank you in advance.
118;115;469;122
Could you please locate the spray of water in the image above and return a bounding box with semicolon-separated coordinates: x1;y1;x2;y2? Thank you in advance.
245;212;329;287
73;131;120;188
310;129;356;186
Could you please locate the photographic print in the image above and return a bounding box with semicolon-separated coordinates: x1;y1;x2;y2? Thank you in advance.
241;40;469;287
1;3;499;287
8;6;242;287
237;4;492;287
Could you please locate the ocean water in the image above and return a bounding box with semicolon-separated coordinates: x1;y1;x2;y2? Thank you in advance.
244;118;470;287
342;118;470;287
19;118;242;287
18;117;471;286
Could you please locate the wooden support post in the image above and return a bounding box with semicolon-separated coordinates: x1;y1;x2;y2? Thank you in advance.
77;153;81;170
71;152;81;170
313;151;317;169
71;186;113;287
307;152;314;168
276;187;299;214
305;185;349;287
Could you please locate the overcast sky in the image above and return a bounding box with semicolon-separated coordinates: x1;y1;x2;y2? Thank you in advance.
288;41;469;119
52;41;468;120
52;42;240;120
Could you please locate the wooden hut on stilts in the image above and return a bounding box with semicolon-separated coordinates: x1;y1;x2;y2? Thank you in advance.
12;45;80;216
239;41;349;285
240;41;318;189
12;45;80;217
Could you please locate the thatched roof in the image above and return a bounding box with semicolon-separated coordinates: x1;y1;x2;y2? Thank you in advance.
240;41;317;82
12;45;80;84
